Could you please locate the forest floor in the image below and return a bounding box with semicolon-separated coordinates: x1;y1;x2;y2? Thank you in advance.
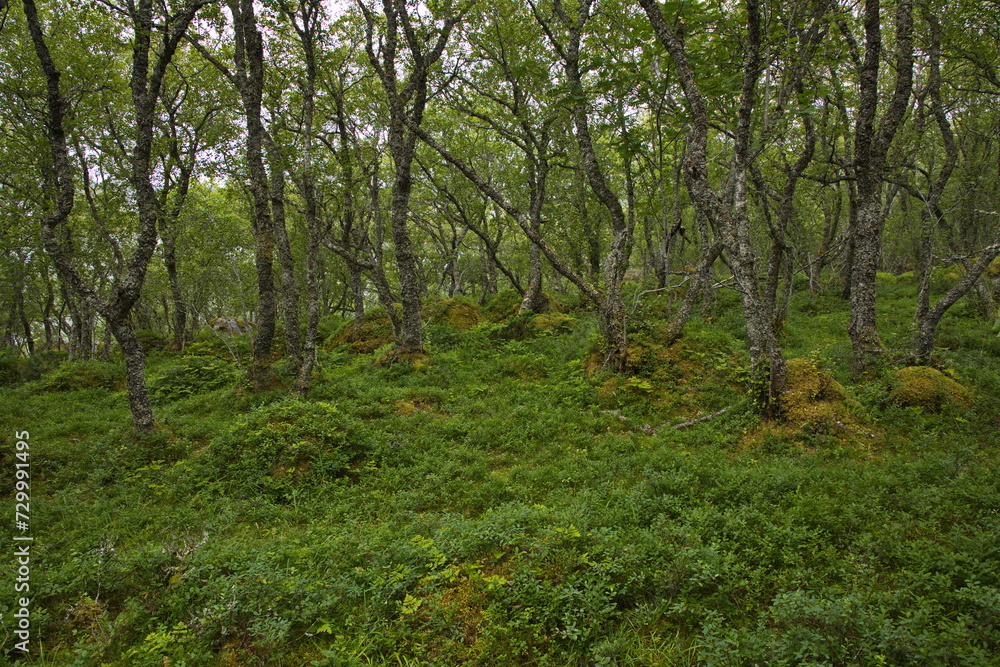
2;274;999;666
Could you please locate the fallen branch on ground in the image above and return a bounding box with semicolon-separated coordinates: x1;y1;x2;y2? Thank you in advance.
672;406;732;430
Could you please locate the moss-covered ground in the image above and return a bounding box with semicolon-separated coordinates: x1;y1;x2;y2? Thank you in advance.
1;278;999;666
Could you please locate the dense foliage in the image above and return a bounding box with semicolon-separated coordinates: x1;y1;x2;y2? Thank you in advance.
2;280;999;664
2;0;1000;663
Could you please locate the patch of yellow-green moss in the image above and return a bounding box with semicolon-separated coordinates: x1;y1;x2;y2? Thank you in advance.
731;359;879;454
891;366;973;411
483;290;563;322
532;312;576;333
374;347;431;369
394;397;446;417
327;306;398;353
778;359;871;436
986;256;1000;279
423;298;483;330
875;272;898;286
780;359;849;418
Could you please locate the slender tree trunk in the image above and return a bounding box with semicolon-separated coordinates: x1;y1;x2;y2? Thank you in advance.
387;129;424;353
107;318;154;430
231;0;278;389
520;154;549;313
848;0;914;371
163;236;186;351
100;323;112;362
813;195;841;292
265;133;303;368
481;237;498;302
15;274;33;355
3;294;15;350
573;156;600;280
348;265;366;324
541;0;633;369
445;228;467;297
641;0;787;411
972;271;997;321
915;243;1000;360
694;210;715;317
359;0;463;359
663;243;724;345
520;234;546;312
367;171;401;335
293;6;322;393
42;279;55;350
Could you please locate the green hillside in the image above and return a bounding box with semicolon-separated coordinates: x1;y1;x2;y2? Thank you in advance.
2;278;998;666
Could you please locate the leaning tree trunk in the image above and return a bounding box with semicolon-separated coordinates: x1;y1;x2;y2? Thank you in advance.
26;0;202;430
915;243;1000;361
640;0;787;411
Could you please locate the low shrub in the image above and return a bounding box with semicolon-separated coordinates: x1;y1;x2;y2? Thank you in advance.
39;360;125;392
134;329;167;352
148;356;238;404
201;398;371;502
0;348;65;386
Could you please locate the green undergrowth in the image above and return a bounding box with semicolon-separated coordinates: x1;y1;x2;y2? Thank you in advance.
1;285;998;665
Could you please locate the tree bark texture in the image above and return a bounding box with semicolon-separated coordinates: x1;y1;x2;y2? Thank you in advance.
640;0;786;411
231;0;279;389
25;0;204;430
265;133;303;368
848;0;914;371
360;0;464;357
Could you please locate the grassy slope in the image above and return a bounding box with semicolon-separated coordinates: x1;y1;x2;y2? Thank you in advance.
1;277;999;666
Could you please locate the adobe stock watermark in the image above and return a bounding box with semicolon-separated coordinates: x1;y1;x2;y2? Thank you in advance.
9;430;33;655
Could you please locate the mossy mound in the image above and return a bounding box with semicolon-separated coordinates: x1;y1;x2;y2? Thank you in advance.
491;312;577;342
779;359;854;422
777;359;873;443
135;329;167;352
203;399;369;502
484;289;524;321
891;366;974;411
986;256;1000;279
875;272;899;286
532;313;576;333
373;347;431;369
328;306;398;354
423;297;483;330
483;289;563;322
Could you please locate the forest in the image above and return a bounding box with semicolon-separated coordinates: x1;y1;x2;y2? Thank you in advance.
1;0;999;664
